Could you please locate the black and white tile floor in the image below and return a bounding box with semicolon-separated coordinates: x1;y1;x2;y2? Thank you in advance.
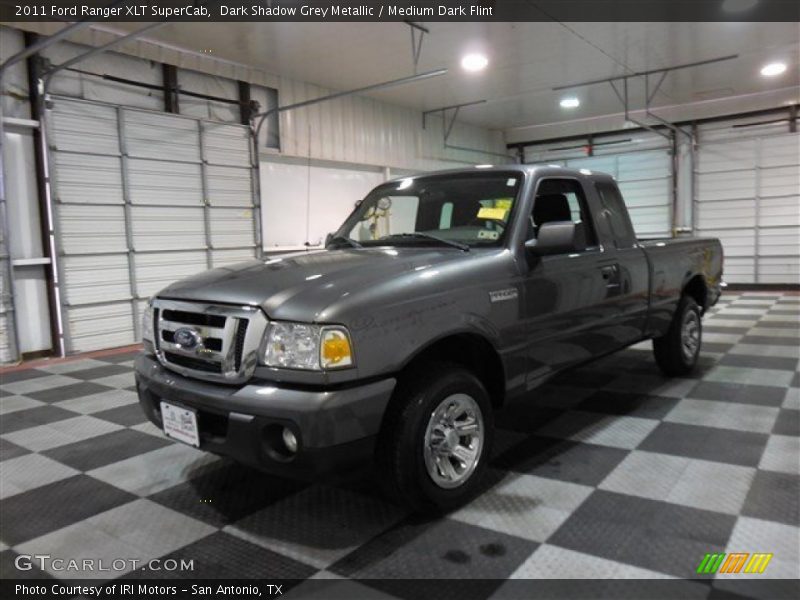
0;292;798;598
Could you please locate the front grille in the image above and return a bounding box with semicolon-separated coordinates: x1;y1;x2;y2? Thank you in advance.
162;309;226;328
163;351;223;373
153;308;160;351
153;299;267;384
233;320;249;371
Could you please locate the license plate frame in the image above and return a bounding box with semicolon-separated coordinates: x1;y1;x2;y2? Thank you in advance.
160;401;200;447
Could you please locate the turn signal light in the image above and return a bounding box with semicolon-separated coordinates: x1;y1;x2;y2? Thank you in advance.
320;328;353;368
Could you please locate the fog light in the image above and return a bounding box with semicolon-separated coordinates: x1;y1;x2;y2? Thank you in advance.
282;427;298;453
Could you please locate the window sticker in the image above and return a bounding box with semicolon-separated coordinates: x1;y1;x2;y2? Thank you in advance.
478;230;500;240
477;207;507;220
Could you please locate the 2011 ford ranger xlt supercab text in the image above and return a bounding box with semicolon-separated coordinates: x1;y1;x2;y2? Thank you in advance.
136;165;723;512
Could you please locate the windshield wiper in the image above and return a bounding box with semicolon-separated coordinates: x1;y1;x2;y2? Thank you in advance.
381;233;470;252
326;235;362;249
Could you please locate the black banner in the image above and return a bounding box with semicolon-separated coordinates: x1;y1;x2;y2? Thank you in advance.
1;0;799;22
3;579;800;600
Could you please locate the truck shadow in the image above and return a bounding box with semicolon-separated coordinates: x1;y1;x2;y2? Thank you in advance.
176;347;718;552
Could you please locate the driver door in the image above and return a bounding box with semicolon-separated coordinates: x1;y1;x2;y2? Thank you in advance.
521;178;611;388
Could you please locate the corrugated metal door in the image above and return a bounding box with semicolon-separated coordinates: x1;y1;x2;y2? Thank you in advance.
0;212;12;362
47;97;258;353
523;131;673;239
695;117;799;284
203;121;259;266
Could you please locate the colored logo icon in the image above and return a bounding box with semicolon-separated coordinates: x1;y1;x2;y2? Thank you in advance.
697;552;773;574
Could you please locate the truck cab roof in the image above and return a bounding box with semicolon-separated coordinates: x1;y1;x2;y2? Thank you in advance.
385;164;617;186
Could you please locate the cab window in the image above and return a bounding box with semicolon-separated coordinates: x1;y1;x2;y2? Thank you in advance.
596;182;637;249
528;178;598;249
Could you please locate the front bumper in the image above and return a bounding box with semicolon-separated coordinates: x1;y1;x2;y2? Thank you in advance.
134;353;396;479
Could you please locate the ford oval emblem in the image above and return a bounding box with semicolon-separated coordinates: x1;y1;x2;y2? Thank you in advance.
173;327;201;349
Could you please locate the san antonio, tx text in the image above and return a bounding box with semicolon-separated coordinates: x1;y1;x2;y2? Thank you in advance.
219;4;494;17
15;584;278;597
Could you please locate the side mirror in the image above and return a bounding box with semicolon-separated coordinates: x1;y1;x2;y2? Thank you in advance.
525;221;586;256
324;233;334;247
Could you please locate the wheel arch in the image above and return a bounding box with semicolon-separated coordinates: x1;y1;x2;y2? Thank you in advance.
683;273;709;313
397;331;507;408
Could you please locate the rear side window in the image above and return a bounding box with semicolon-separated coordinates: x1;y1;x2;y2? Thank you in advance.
596;182;637;249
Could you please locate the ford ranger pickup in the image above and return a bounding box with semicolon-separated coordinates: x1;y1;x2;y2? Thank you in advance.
135;165;723;511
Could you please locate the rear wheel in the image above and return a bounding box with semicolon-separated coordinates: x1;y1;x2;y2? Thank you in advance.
653;295;702;376
377;362;493;513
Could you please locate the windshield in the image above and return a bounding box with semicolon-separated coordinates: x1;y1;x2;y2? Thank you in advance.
332;172;522;248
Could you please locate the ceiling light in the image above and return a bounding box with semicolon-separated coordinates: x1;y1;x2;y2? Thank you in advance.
461;53;489;72
475;164;493;169
560;97;580;109
760;62;787;77
721;0;758;12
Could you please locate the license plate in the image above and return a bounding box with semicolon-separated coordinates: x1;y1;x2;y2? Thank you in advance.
160;401;200;447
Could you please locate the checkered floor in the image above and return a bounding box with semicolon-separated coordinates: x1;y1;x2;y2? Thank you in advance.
0;292;798;597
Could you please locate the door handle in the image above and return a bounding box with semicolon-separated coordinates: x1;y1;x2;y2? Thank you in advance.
601;265;620;289
601;266;616;279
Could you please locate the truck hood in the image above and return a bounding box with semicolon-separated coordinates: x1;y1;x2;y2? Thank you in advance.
157;247;475;322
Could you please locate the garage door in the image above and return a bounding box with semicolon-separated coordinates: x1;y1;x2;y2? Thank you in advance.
47;97;259;353
523;131;673;239
0;222;12;362
695;116;800;284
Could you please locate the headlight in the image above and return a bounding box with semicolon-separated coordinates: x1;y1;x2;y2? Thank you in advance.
262;322;354;370
142;301;154;343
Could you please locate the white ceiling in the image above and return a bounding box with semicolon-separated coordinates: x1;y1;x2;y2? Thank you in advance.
23;20;800;134
127;21;799;131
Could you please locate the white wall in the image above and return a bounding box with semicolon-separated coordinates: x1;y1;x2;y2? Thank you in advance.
260;158;385;250
270;77;507;171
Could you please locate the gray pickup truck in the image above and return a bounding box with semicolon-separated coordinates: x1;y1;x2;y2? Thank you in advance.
136;165;722;511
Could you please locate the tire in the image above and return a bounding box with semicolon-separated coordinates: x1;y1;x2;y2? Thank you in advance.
377;362;494;513
653;295;702;376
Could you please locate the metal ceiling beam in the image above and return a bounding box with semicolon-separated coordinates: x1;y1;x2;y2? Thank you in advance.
610;78;672;141
253;68;448;142
643;72;692;139
551;55;741;142
422;100;487;133
405;21;429;73
506;105;800;151
422;99;516;160
551;55;739;91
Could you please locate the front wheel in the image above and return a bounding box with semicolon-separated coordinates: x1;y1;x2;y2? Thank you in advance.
377;363;493;513
653;296;702;376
